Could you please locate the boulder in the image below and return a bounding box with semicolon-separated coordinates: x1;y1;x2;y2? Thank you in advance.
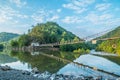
32;67;39;74
1;65;11;71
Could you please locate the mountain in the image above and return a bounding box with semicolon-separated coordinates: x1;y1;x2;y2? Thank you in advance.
0;32;19;42
12;22;82;47
29;22;82;42
96;26;120;55
96;26;120;39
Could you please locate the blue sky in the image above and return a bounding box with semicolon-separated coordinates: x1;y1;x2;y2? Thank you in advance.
0;0;120;38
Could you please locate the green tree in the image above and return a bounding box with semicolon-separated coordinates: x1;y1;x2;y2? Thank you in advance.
18;34;31;47
10;40;19;47
73;37;79;42
0;44;4;49
60;38;65;44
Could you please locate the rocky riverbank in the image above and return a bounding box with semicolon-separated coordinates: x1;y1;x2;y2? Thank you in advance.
0;65;119;80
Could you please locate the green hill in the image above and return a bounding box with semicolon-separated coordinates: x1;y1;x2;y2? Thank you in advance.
29;22;81;43
0;32;19;42
96;26;120;39
12;22;82;47
96;26;120;55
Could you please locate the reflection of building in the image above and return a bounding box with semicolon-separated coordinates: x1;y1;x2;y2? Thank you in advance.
31;52;39;56
31;42;39;46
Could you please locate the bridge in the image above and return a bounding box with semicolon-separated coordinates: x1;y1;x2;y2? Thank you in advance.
31;27;120;47
31;51;120;78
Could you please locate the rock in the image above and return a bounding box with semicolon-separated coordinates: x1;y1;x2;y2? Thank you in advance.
39;71;51;79
22;70;31;75
33;74;41;77
87;76;93;80
55;74;61;79
75;75;85;80
49;73;56;80
64;75;73;80
94;76;103;80
32;67;39;74
1;65;11;71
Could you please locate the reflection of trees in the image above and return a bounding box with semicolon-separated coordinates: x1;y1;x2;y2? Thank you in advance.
9;50;66;73
8;50;82;73
60;52;80;60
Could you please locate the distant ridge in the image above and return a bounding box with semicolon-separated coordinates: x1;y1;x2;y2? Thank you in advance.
0;32;19;42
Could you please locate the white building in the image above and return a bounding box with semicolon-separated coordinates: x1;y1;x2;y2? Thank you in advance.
31;42;39;46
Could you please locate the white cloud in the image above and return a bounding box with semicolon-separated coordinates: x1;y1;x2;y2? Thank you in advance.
9;0;27;8
115;8;120;11
0;6;28;23
31;9;49;23
0;14;11;23
0;6;15;23
85;13;113;25
74;0;95;7
63;0;95;13
0;24;30;34
105;18;120;27
0;6;30;34
17;14;28;19
62;16;83;24
31;15;44;23
31;9;60;24
57;9;62;13
85;13;99;24
95;3;111;11
99;14;113;20
49;15;59;21
63;3;87;13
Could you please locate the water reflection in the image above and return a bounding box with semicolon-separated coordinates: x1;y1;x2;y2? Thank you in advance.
0;54;17;64
74;54;120;75
0;50;80;73
0;49;120;79
1;61;31;71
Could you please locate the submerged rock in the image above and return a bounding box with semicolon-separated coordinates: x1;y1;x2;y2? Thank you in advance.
32;67;40;74
39;71;51;79
0;65;11;71
22;70;31;75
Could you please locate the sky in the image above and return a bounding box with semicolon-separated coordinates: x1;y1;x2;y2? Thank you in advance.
0;0;120;38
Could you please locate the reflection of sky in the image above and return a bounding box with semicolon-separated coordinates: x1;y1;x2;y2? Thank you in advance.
58;54;120;79
0;54;17;64
1;61;31;71
74;54;120;75
57;63;96;76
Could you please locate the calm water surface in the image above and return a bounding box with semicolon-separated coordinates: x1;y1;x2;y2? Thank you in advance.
0;49;120;79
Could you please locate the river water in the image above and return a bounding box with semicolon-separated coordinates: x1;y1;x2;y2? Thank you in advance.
0;49;120;79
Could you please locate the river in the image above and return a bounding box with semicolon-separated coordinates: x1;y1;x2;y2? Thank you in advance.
0;49;120;79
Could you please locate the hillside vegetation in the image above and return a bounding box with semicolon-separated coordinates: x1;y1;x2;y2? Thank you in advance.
10;22;92;53
96;26;120;55
11;22;81;47
97;26;120;39
0;32;19;42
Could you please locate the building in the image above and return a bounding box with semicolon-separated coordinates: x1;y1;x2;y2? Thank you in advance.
31;42;39;46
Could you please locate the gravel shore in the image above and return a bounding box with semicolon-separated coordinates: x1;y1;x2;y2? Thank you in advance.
0;65;119;80
0;66;40;80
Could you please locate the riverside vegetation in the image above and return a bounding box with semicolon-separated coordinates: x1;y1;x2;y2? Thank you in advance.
10;22;92;53
0;22;120;55
96;26;120;56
